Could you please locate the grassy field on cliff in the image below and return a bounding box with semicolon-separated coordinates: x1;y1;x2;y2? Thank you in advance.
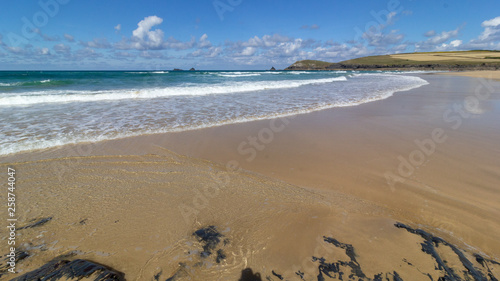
286;50;500;70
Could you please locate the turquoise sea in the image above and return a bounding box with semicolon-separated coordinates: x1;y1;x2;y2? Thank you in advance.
0;70;429;155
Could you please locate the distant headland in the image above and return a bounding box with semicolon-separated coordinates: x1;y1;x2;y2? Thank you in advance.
285;50;500;71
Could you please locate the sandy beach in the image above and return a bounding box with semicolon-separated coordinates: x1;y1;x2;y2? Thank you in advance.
438;70;500;80
1;73;500;280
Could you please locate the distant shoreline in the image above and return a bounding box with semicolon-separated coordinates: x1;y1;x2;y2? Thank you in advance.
285;50;500;71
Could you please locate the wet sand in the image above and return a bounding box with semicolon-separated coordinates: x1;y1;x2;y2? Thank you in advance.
1;74;500;280
438;70;500;80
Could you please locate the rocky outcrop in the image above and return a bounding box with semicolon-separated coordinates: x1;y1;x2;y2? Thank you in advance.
173;68;183;71
7;221;499;280
10;257;125;281
270;66;276;71
189;68;196;71
18;217;52;230
285;60;333;70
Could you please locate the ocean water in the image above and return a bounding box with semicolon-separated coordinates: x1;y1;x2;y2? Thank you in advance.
0;70;429;156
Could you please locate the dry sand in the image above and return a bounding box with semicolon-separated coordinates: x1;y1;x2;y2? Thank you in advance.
1;73;499;280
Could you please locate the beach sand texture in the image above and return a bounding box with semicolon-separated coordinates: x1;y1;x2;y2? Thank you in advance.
1;73;499;280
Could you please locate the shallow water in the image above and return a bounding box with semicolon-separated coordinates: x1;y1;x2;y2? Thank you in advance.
0;70;428;155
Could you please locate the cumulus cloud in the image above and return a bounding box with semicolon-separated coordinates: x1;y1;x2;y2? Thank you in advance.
114;51;136;58
450;40;462;47
359;11;405;48
139;51;165;59
428;28;460;44
386;11;397;25
33;28;59;41
363;29;404;46
240;47;257;56
424;30;436;37
36;47;50;56
164;36;196;50
64;34;74;42
75;48;101;60
269;39;303;57
467;16;500;48
198;34;212;48
114;16;202;51
233;34;291;49
53;44;71;55
313;43;371;60
431;39;464;52
415;27;462;51
115;24;121;32
188;46;222;58
131;15;165;50
80;38;111;49
5;46;27;55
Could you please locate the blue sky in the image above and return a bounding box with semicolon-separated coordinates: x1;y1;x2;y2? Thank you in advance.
0;0;499;70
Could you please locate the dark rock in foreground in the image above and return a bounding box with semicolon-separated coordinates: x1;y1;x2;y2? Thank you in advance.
193;225;224;258
10;258;125;281
263;222;499;281
239;268;262;281
0;250;29;279
18;217;52;230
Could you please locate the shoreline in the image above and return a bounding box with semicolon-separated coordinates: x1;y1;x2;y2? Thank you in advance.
2;73;500;280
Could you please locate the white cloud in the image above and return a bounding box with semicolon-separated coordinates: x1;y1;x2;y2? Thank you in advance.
131;15;165;50
415;27;461;51
466;16;500;49
363;29;404;46
428;28;460;44
188;46;222;58
164;36;196;50
64;34;74;42
482;16;500;27
359;11;405;48
5;46;26;55
139;51;164;59
114;51;136;58
33;28;59;41
237;34;291;49
433;39;464;52
387;12;397;25
240;46;256;56
424;30;436;37
450;40;462;47
37;47;50;56
80;38;111;49
198;34;212;48
477;16;500;42
115;24;121;32
75;48;101;59
114;16;201;51
53;44;71;55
